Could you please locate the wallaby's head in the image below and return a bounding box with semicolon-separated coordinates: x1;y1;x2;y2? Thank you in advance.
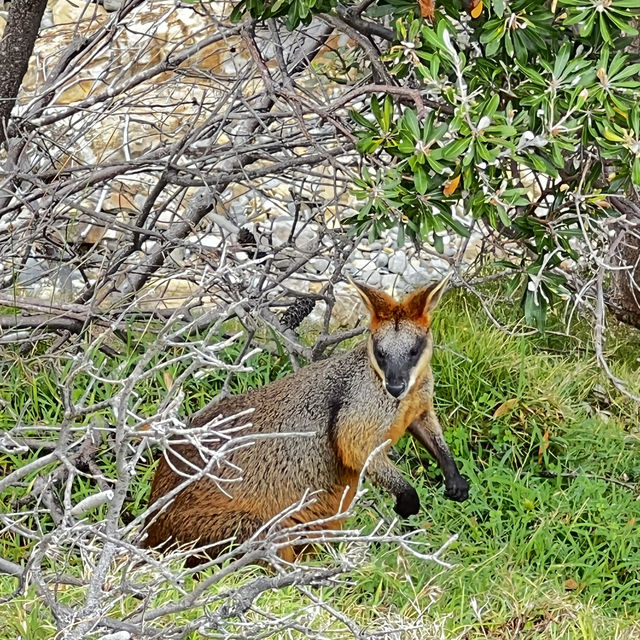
352;277;449;399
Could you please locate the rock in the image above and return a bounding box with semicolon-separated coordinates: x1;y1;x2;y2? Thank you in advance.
381;273;401;293
330;282;362;327
323;207;342;230
270;217;318;252
464;237;482;261
306;301;327;326
351;257;373;272
200;234;222;249
362;271;381;287
357;241;381;253
402;270;431;287
282;277;310;294
375;252;388;268
97;631;131;640
103;0;124;10
388;250;407;274
51;0;108;27
308;257;330;274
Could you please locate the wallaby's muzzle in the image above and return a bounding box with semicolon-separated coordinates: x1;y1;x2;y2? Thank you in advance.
385;380;406;398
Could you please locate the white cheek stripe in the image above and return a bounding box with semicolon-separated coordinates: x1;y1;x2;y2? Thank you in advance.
368;339;386;382
407;343;433;393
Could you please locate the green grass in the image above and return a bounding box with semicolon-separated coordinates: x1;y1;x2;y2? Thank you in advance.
1;291;640;638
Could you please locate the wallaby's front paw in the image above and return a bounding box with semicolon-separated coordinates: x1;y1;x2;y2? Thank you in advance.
444;475;469;502
394;486;420;518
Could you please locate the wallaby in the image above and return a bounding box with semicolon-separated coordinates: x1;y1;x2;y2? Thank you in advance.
145;277;469;561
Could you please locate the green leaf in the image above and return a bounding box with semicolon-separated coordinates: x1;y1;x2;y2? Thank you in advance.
579;11;597;38
425;154;447;173
433;232;444;253
551;143;565;168
631;107;640;136
608;12;639;36
484;94;500;118
485;38;501;58
403;109;421;140
398;139;416;154
358;200;373;219
633;158;640;188
480;25;504;44
229;0;247;22
553;42;572;79
430;56;440;77
476;143;499;163
513;34;528;64
422;27;445;53
562;9;588;27
504;31;514;58
269;0;288;14
441;138;470;160
298;1;309;20
414;165;429;194
370;95;381;125
497;205;511;227
527;154;558;177
516;61;545;85
610;63;640;82
409;18;420;42
431;123;448;143
350;110;376;130
440;211;471;237
383;95;394;132
599;13;612;45
463;146;475;167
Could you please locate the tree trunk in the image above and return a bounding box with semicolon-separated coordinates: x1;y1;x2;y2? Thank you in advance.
609;21;640;329
0;0;47;147
610;197;640;328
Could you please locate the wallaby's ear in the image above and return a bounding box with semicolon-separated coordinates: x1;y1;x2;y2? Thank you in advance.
402;275;450;322
349;277;397;321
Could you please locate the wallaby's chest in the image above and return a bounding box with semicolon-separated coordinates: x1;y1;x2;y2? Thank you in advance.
385;392;428;444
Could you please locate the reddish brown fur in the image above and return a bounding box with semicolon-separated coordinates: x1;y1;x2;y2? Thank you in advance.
361;281;437;331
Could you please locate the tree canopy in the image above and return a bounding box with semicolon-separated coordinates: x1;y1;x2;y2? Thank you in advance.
236;0;640;330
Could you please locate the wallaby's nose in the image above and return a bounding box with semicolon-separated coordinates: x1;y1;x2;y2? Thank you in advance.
385;381;406;398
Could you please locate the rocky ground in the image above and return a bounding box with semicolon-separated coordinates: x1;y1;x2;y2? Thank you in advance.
1;0;485;328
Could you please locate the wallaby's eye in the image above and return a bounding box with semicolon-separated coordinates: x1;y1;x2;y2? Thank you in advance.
373;344;386;363
409;337;426;360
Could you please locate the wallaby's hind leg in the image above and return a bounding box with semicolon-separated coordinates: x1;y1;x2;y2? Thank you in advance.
149;510;333;566
409;412;469;502
147;510;266;566
281;515;345;562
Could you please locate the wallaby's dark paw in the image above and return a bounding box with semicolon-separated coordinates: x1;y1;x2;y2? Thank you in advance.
394;486;420;518
444;475;469;502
